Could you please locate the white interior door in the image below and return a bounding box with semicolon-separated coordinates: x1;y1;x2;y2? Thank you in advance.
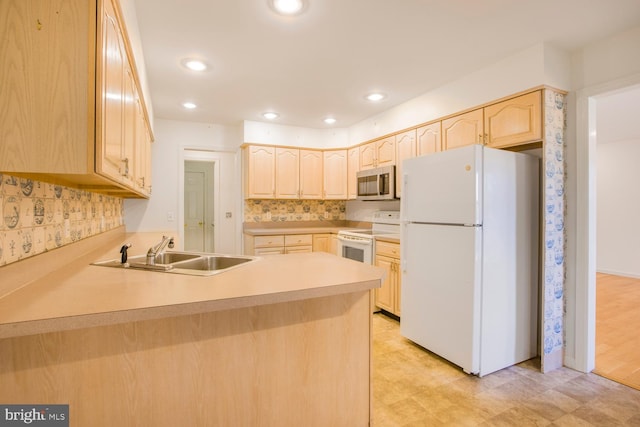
184;161;215;252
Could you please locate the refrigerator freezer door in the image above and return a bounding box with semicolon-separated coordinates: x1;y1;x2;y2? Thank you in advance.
400;222;482;374
402;145;483;226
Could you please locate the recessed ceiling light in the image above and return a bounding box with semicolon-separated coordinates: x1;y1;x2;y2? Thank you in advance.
366;93;386;102
269;0;306;16
181;59;208;72
323;117;336;125
183;102;197;109
263;112;279;120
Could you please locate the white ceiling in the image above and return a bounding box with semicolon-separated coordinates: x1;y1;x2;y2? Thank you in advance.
132;0;640;129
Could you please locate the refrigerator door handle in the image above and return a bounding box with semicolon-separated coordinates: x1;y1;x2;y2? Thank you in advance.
401;174;408;214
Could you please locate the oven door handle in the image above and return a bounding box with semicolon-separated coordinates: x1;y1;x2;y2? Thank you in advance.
337;235;373;245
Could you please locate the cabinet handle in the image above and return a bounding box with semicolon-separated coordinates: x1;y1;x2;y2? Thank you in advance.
122;157;130;177
484;133;489;145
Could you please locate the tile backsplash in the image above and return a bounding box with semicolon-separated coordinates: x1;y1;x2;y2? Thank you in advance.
0;174;124;267
244;199;346;222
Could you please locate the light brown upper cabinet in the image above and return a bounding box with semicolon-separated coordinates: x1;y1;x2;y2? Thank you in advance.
484;91;542;148
134;93;152;195
245;146;332;200
417;122;442;156
359;136;396;170
323;150;348;200
395;130;416;198
347;147;360;200
0;0;153;197
245;145;276;199
275;147;300;199
299;150;323;199
441;108;484;151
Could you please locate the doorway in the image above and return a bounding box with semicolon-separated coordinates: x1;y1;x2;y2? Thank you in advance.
574;73;640;375
591;85;640;390
184;160;215;252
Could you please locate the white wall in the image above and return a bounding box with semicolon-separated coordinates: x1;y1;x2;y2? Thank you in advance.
124;119;243;254
244;120;349;148
570;26;640;91
347;43;571;145
596;139;640;277
118;0;154;128
242;43;573;150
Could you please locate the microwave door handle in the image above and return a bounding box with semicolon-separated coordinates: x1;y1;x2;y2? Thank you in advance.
377;173;382;196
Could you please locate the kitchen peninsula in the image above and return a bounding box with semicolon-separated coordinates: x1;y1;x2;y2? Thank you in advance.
0;229;384;427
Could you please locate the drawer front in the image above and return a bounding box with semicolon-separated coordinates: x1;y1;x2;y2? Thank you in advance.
284;234;313;247
254;235;285;248
254;247;285;255
376;241;400;258
284;246;313;254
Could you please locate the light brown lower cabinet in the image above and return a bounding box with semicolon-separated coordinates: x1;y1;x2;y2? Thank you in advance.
312;233;331;253
374;241;401;316
245;233;314;255
0;292;373;426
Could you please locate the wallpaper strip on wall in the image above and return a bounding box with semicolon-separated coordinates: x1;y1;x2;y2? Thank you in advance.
0;174;124;267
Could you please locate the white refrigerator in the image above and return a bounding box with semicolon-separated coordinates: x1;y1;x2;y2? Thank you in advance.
400;145;539;377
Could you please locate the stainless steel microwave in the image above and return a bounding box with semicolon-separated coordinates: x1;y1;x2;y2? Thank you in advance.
356;165;396;200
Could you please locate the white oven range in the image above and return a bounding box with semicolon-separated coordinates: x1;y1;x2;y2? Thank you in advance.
337;211;400;264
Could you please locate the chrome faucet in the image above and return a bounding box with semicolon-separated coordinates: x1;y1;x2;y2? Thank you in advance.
146;236;174;265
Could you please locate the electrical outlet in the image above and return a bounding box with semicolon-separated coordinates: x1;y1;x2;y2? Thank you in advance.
225;212;232;218
167;212;175;221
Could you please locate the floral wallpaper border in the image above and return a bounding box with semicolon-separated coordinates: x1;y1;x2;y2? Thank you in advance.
244;199;346;222
541;89;567;371
0;174;124;267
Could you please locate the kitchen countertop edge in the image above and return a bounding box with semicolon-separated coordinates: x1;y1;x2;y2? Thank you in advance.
0;230;385;340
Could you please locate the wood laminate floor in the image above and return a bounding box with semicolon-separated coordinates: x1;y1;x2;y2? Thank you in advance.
372;313;640;426
594;272;640;391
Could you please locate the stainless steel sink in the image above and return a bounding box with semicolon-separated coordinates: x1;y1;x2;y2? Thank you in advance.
173;255;254;271
92;251;258;276
152;252;201;264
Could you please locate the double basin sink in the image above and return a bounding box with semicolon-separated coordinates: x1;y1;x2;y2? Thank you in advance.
92;251;257;276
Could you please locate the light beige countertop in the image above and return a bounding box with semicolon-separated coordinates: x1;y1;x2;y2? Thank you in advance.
244;226;365;235
0;228;385;339
243;220;371;236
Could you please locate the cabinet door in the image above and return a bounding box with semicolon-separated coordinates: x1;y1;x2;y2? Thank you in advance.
347;147;359;200
246;146;276;199
395;262;402;316
299;150;323;199
312;234;331;253
359;142;376;170
276;147;300;199
417;122;442;156
254;247;285;255
376;136;396;167
330;234;338;256
134;92;152;195
323;150;347;199
121;64;137;188
97;0;126;182
484;91;542;148
375;255;395;313
285;246;313;254
395;130;416;198
442;109;484;150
